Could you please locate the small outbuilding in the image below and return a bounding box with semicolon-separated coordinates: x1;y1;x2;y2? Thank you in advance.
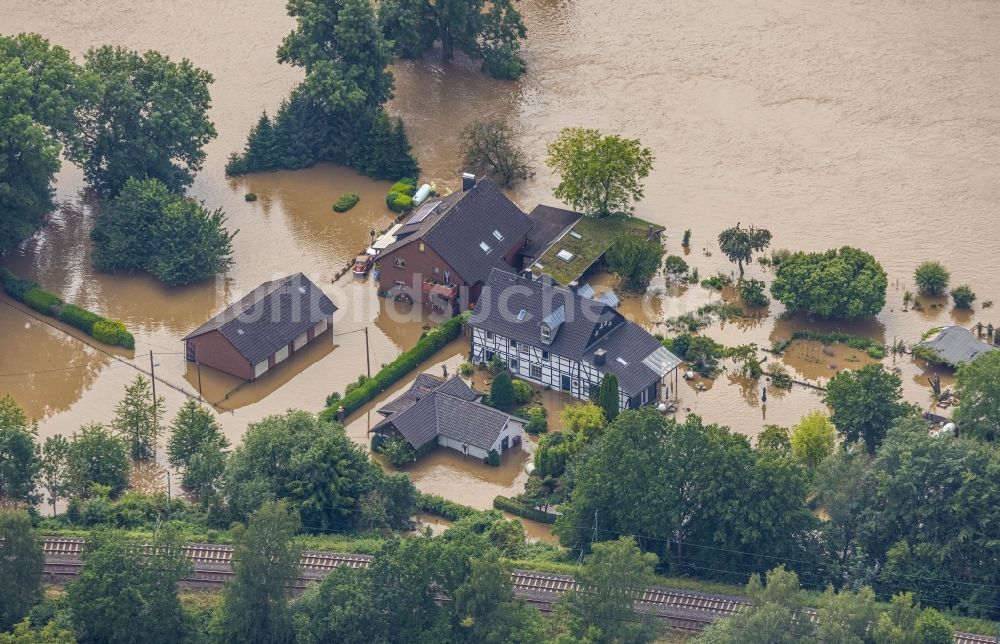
183;273;336;380
915;325;996;368
372;373;524;462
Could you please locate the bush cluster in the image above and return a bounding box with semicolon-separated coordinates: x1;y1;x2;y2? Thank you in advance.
512;379;533;405
333;192;359;212
524;407;548;434
0;268;134;349
416;492;476;521
493;495;557;524
386;178;416;213
321;313;467;419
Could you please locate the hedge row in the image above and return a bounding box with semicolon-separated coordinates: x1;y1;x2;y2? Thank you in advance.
416;492;477;521
492;495;558;524
320;312;467;420
0;268;135;350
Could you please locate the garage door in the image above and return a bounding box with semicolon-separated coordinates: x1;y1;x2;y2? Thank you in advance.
254;360;268;378
293;332;308;351
275;346;289;364
313;319;328;336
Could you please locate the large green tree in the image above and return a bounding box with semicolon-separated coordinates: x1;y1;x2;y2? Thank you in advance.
546;127;654;218
554;536;660;644
167;398;228;469
69;46;216;196
0;510;44;632
66;528;190;644
788;410;836;471
91;177;236;286
110;375;163;461
770;246;888;320
220;501;302;644
555;410;816;580
0;34;83;253
223;410;413;533
230;0;417;179
40;434;70;516
811;444;871;572
489;370;515;411
378;0;527;79
452;555;543;644
0;395;40;505
65;423;130;497
695;567;810;644
717;223;772;278
824;364;913;454
597;373;620;422
291;566;378;644
605;232;662;290
952;350;1000;442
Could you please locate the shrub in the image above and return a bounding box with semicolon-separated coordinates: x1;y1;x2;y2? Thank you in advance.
682;229;691;247
380;436;417;467
459;361;474;376
737;278;769;306
320;313;466;419
387;192;413;213
914;261;950;295
950;285;976;309
389;179;417;196
333;192;359;212
490;371;516;410
0;268;36;301
59;304;102;334
344;375;370;396
92;319;135;350
417;492;475;521
512;379;533;405
606;232;662;290
524;407;548;434
493;495;556;523
325;391;342;408
700;272;732;290
244;192;257;202
866;345;887;359
483;449;501;467
23;287;62;315
487;353;506;374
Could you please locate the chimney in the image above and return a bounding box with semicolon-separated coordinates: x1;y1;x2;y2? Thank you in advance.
462;172;476;191
593;349;607;366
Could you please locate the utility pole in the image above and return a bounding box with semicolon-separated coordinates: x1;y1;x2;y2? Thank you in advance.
364;326;371;378
149;351;158;456
196;361;204;401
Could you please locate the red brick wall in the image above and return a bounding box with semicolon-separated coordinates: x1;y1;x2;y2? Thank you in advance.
377;241;461;296
185;330;252;380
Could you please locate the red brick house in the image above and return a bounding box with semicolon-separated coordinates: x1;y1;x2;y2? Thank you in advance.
375;177;535;314
183;273;336;380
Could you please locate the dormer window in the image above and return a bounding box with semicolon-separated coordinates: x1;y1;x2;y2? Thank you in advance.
540;325;552;344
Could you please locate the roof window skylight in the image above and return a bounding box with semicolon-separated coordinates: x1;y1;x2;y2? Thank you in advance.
493;229;504;241
480;241;492;253
616;357;629;366
569;231;583;239
517;309;527;321
556;249;575;262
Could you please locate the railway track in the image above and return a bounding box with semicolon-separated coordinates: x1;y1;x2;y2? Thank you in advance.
40;537;997;642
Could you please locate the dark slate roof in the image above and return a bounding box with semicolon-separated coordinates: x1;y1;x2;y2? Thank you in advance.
917;325;996;367
470;269;679;396
182;273;336;365
372;375;512;451
378;179;533;286
375;373;479;417
522;205;583;261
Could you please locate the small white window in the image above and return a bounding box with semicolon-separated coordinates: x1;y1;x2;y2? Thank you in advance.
569;231;583;239
479;241;492;253
616;357;629;366
236;328;245;335
517;309;527;321
493;230;504;241
556;249;575;262
298;286;306;293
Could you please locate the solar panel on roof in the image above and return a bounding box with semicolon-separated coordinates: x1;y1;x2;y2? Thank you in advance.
406;200;440;225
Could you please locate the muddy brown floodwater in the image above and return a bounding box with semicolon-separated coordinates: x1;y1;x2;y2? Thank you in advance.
2;0;999;522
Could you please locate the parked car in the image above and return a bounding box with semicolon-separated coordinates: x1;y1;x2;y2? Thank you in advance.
352;255;373;276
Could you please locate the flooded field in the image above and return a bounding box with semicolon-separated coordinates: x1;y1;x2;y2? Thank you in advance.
3;0;998;514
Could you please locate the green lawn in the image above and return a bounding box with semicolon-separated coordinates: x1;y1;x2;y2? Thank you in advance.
532;214;663;286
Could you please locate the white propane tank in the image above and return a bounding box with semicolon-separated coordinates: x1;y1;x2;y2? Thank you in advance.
412;183;432;205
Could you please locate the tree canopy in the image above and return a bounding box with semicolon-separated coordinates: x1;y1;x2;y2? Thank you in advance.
606;232;662;290
459;117;532;188
378;0;528;79
824;364;913;453
68;46;216;196
0;395;40;505
770;246;887;320
788;410;836;471
717;223;772;278
953;351;1000;442
597;373;620;422
110;375;163;461
546;127;654;218
65;423;130;497
91;177;236;286
0;511;43;632
0;34;83;253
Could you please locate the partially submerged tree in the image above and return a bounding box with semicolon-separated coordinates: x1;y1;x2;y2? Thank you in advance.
914;260;950;296
65;423;130;497
824;364;913;454
770;247;887;320
717;223;772;278
69;46;216;196
459;117;532;188
606;232;662;290
546;127;654;218
950;284;976;309
378;0;528;79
